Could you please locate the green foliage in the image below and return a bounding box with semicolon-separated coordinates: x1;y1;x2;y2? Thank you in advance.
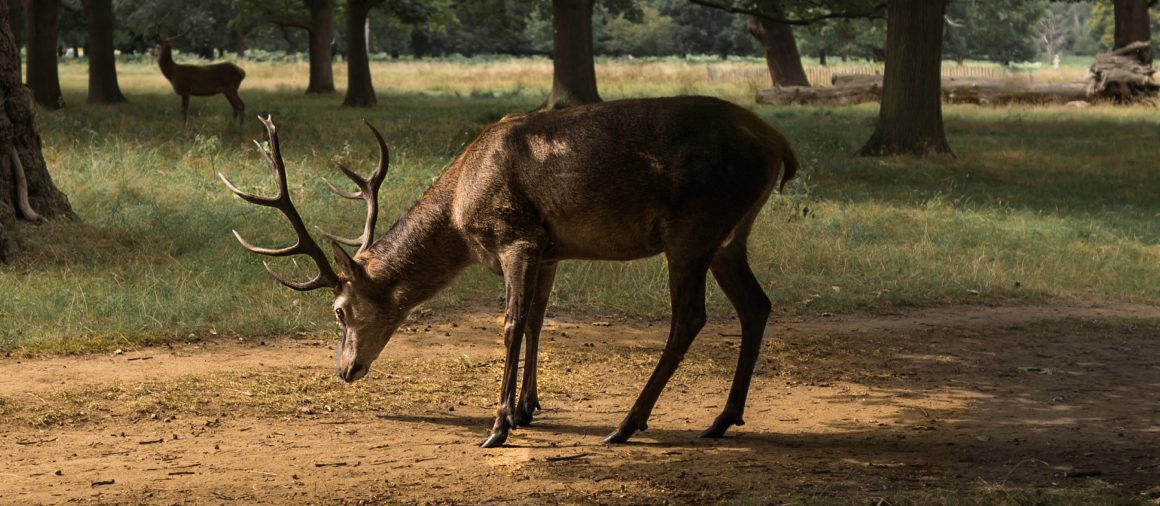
603;4;679;55
945;0;1048;64
1088;0;1160;54
797;17;885;62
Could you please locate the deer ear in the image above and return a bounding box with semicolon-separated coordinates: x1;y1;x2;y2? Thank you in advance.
329;241;365;282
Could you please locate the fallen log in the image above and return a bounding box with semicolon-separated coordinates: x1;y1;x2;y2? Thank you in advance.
755;84;881;105
1086;40;1157;103
758;77;1089;106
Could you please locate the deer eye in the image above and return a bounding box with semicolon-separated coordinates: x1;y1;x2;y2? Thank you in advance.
335;307;346;323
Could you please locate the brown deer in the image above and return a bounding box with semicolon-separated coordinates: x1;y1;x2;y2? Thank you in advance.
220;96;798;448
153;27;246;124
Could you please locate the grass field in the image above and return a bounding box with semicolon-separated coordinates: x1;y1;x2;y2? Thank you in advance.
1;57;1157;353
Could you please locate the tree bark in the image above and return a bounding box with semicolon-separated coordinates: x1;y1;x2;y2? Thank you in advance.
24;0;62;109
858;0;952;157
83;0;125;104
5;0;20;83
1113;0;1152;65
746;15;810;87
341;0;380;107
306;0;335;94
544;0;600;110
1;0;75;260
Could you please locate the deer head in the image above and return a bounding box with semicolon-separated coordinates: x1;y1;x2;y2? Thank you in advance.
152;23;195;58
219;116;395;382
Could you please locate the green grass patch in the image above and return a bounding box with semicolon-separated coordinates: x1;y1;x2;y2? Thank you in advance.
1;59;1157;353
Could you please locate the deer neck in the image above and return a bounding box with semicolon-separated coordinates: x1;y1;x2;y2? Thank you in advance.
359;182;471;311
158;46;177;79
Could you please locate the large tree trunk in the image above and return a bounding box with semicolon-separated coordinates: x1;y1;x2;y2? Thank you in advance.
1113;0;1152;65
5;0;20;83
746;15;810;87
24;0;62;109
341;0;380;107
544;0;600;110
306;0;335;94
858;0;952;157
83;0;125;104
1;0;75;260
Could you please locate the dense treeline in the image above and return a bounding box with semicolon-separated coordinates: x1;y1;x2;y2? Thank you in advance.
10;0;1152;64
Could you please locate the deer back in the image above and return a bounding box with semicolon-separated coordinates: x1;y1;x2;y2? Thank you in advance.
447;96;795;263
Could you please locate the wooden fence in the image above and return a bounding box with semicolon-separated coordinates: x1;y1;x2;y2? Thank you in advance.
707;63;1007;87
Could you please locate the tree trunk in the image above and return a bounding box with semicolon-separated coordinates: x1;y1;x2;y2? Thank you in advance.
746;15;810;87
5;0;20;83
544;0;600;110
83;0;125;104
305;0;335;94
857;0;952;157
1113;0;1152;65
0;0;75;260
341;0;380;107
24;0;62;109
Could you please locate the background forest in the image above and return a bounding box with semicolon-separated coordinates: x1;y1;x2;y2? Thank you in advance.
10;0;1158;65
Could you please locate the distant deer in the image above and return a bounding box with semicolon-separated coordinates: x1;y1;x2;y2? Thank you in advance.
153;27;245;124
221;96;798;448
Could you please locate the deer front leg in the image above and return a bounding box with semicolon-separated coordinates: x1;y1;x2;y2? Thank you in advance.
513;263;557;427
481;242;543;448
181;95;190;123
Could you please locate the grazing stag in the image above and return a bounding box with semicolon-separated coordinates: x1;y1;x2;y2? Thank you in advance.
154;27;246;124
221;96;798;448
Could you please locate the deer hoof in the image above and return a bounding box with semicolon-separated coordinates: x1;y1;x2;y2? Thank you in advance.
511;402;540;427
602;425;640;444
700;415;744;438
480;431;509;448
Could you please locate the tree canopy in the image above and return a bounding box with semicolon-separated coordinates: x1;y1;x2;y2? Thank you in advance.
22;0;1125;64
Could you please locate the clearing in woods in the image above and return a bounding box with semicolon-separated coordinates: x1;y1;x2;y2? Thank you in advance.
1;303;1158;504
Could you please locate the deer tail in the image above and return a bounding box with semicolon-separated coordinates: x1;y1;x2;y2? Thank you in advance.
778;140;799;193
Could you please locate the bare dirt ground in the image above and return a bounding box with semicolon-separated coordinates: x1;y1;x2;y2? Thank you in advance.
2;302;1159;505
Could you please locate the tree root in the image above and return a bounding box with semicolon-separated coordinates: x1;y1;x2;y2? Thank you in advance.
7;143;43;222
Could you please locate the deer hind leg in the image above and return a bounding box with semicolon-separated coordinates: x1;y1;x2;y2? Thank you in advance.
604;252;712;444
512;262;557;427
481;241;545;448
224;88;245;124
701;230;770;438
181;95;190;123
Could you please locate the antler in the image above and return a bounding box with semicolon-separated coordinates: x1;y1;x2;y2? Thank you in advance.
161;23;196;44
318;121;390;256
219;116;340;292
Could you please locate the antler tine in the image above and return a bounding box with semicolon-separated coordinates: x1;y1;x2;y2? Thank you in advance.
318;121;391;255
163;22;196;44
218;115;341;292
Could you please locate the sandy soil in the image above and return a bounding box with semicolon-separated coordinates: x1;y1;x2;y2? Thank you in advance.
1;302;1158;505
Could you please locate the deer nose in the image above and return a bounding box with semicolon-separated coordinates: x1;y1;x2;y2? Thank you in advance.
339;362;367;383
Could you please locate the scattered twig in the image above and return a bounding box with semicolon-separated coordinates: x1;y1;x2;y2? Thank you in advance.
718;332;742;337
127;356;154;361
314;461;348;468
167;471;196;476
545;452;594;462
999;458;1050;486
16;437;58;445
138;438;165;445
90;479;115;487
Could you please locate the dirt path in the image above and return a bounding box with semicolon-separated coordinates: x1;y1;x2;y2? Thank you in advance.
2;303;1158;504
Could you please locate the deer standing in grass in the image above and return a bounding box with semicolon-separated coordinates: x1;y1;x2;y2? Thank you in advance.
154;28;245;124
221;96;798;448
